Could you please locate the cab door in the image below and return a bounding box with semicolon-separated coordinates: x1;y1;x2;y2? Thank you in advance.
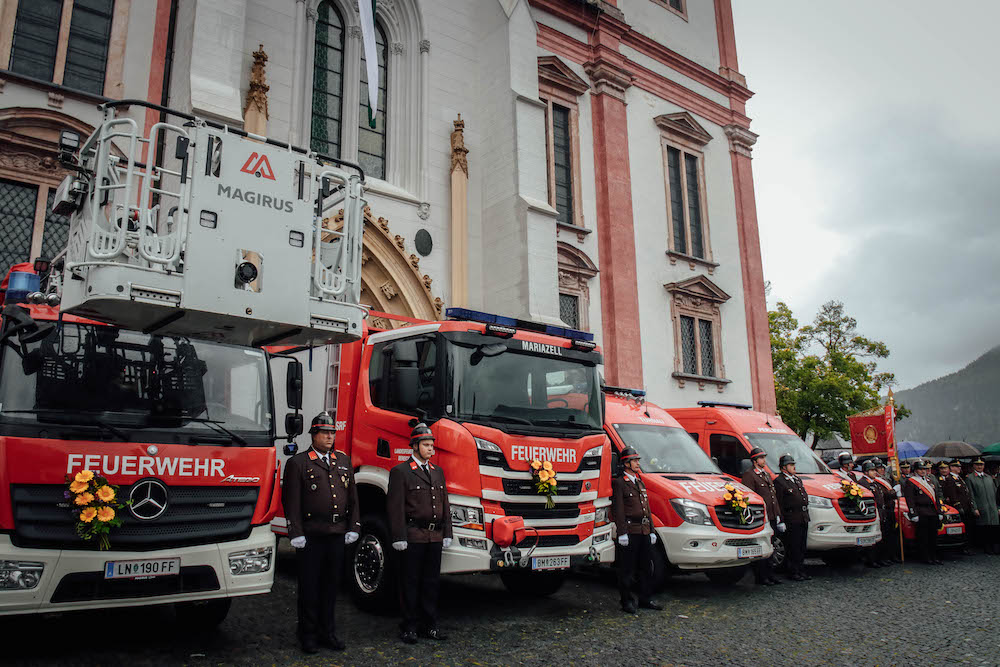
708;432;749;479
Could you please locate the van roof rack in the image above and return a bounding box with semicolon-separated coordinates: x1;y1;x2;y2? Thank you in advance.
696;401;752;410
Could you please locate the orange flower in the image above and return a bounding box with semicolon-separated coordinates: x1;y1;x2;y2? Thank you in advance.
542;461;553;471
97;506;115;522
739;501;748;508
74;492;94;506
96;485;115;503
74;470;95;484
538;469;551;482
530;460;543;471
724;484;735;492
69;480;88;494
79;507;97;523
724;492;733;501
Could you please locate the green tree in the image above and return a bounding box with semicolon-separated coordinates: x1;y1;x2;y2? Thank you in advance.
769;300;910;447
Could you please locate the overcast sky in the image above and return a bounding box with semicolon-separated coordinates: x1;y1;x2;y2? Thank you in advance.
731;1;1000;390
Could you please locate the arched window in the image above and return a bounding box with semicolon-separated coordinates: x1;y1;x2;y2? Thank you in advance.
311;1;346;158
358;22;388;179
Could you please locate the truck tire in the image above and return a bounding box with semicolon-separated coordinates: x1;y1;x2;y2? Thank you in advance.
500;571;566;597
174;598;232;629
705;566;748;586
769;535;787;573
350;513;398;614
821;551;858;569
649;543;670;591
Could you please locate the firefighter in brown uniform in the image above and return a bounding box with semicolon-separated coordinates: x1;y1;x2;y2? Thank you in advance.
939;459;972;553
282;412;360;654
612;447;662;613
872;458;900;563
858;460;889;568
741;447;783;586
773;454;810;581
903;459;943;565
388;423;452;644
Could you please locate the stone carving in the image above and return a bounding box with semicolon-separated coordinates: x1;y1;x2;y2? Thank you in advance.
409;254;420;270
450;114;468;175
419;39;430;53
394;234;406;251
371;316;390;330
0;151;61;174
380;282;397;300
417;202;430;220
361;250;370;265
724;125;759;158
422;274;432;289
305;6;318;22
243;45;270;124
47;92;64;109
392;42;404;55
349;25;363;40
433;297;444;317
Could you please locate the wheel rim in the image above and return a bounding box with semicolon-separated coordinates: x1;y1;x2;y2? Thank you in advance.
771;537;786;566
353;533;385;594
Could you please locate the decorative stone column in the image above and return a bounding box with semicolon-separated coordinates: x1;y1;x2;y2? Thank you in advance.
585;16;644;388
243;45;269;136
450;114;469;308
724;124;775;414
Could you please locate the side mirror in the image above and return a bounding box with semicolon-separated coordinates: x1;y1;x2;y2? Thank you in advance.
611;450;621;479
285;412;303;440
286;360;303;410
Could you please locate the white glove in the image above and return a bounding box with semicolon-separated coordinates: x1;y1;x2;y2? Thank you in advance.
345;531;359;545
777;522;786;534
910;515;919;523
650;533;658;545
290;536;306;549
392;540;408;551
442;537;453;549
938;514;944;521
618;535;629;547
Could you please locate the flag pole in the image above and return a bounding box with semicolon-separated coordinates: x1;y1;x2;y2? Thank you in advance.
886;389;904;563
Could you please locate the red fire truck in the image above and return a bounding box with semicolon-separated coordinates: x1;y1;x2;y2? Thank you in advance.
273;309;614;608
603;389;772;586
669;403;881;568
0;264;300;623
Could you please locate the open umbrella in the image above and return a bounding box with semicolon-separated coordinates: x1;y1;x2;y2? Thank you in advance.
981;442;1000;456
896;441;928;460
925;441;980;458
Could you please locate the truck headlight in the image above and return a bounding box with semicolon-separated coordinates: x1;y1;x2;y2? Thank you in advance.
475;438;506;468
584;445;603;458
594;507;610;527
670;498;713;526
450;504;484;530
808;495;833;509
228;547;273;575
0;560;44;590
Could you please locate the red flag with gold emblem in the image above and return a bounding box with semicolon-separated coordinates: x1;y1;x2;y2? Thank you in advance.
848;406;889;456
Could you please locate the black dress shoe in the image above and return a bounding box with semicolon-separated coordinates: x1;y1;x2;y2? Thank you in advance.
621;601;638;614
639;600;663;610
756;578;774;586
400;631;418;645
419;628;448;641
301;638;320;654
865;561;878;568
320;635;345;651
768;576;783;585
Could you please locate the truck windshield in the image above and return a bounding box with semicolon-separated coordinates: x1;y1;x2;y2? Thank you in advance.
613;424;720;474
447;338;602;433
744;433;830;475
0;322;271;443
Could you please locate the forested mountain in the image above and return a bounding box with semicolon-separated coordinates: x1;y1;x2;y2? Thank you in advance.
893;346;1000;446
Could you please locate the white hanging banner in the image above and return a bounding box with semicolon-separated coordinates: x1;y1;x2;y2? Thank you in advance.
359;0;379;128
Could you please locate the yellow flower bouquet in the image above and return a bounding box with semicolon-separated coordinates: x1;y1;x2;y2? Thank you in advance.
722;482;751;525
64;470;128;550
840;478;866;512
530;459;559;509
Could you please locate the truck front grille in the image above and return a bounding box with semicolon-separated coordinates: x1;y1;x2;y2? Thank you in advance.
50;565;220;603
499;502;580;520
516;533;581;548
837;497;877;522
714;504;765;530
11;484;259;551
502;478;583;496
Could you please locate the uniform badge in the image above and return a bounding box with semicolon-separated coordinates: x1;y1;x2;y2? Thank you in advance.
410;461;418;470
308;451;318;461
341;474;350;486
310;484;317;491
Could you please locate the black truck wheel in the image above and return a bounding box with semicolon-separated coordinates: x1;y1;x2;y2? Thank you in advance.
350;512;399;614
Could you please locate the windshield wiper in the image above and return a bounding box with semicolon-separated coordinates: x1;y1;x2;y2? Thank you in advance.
463;413;533;426
533;418;596;430
1;409;130;441
184;418;247;446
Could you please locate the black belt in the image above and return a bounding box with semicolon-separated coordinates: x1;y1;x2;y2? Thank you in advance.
627;517;650;526
408;518;441;531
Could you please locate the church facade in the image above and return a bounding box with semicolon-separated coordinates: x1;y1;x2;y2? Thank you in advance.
0;0;774;412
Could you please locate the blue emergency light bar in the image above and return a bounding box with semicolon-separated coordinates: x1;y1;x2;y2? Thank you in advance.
5;271;40;304
445;307;595;343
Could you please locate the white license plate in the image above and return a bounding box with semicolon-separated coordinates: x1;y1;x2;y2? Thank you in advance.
531;555;570;571
736;545;763;559
946;526;962;535
856;536;878;546
104;558;180;580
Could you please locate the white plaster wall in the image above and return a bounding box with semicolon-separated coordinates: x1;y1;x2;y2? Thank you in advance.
619;43;729;107
624;86;753;409
617;0;721;74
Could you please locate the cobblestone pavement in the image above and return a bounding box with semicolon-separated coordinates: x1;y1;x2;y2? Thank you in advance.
6;542;1000;666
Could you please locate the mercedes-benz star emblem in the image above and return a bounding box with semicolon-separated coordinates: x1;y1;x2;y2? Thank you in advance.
129;479;169;520
147;445;159;456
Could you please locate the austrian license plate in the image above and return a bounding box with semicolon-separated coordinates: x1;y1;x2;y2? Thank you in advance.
104;558;180;580
946;526;962;535
856;536;878;547
736;545;763;559
531;555;570;571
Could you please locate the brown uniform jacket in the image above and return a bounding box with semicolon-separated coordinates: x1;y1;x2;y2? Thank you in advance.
873;475;897;520
742;466;781;523
282;448;360;540
858;475;886;519
941;473;972;514
774;473;810;524
612;474;652;535
903;475;941;518
387;458;453;543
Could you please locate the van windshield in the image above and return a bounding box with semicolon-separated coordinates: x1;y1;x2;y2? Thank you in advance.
614;424;720;474
744;433;830;475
